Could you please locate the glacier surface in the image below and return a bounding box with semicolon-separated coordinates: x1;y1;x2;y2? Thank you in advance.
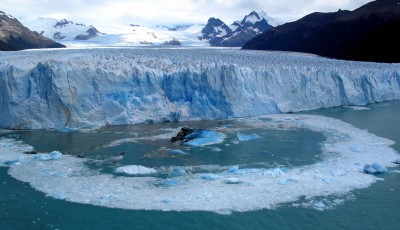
0;48;399;129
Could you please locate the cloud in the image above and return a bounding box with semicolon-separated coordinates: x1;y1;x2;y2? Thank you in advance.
0;0;373;33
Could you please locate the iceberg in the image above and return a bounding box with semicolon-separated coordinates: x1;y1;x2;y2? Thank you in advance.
363;163;388;174
169;167;186;177
185;130;225;147
114;165;157;175
0;48;399;129
201;173;223;180
34;151;63;161
169;149;187;155
237;133;262;142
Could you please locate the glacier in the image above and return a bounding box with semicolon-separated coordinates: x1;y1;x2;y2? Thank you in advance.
0;48;399;129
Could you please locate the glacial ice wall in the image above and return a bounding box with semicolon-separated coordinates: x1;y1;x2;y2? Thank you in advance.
0;48;399;129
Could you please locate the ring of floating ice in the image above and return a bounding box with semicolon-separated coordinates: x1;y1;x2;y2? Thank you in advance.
1;114;399;213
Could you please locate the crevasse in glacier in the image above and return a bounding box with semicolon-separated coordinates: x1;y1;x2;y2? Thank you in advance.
0;48;399;129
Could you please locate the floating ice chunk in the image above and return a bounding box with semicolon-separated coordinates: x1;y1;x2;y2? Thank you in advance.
158;179;181;186
57;127;79;133
237;133;262;142
169;167;186;177
278;178;297;185
224;178;241;184
350;146;364;153
210;147;222;152
313;202;327;211
114;165;157;175
228;166;239;174
34;151;63;161
185;130;225;147
363;163;388;174
214;209;233;215
263;168;285;177
201;173;223;180
3;160;21;166
99;194;118;204
169;149;187;155
344;106;371;111
161;198;173;204
221;124;234;128
390;170;400;174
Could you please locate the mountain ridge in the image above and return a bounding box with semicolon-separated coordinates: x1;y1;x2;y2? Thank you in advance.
0;11;65;51
243;0;400;63
200;11;279;47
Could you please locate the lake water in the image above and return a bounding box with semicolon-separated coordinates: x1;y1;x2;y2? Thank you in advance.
1;101;400;229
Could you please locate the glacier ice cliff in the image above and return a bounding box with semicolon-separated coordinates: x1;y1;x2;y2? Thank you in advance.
0;48;399;129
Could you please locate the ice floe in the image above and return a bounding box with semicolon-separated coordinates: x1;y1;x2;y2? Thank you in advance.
185;130;226;147
114;165;157;175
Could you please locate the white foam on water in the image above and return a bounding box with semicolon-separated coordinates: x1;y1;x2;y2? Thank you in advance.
1;114;399;213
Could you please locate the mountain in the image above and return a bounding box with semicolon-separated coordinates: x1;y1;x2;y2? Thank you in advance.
200;11;281;47
243;0;400;63
18;17;102;41
199;17;233;46
0;11;65;51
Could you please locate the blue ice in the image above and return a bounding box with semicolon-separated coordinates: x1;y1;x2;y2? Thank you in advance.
185;130;225;147
169;168;186;177
3;160;20;166
201;173;223;180
237;133;262;142
57;127;79;133
34;151;63;161
158;179;181;186
363;163;388;174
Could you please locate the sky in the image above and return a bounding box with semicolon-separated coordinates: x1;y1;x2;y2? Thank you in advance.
1;0;373;33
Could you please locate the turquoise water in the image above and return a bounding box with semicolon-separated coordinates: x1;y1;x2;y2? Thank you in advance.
1;101;400;229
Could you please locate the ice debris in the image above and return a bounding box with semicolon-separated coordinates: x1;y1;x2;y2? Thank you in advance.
201;173;223;180
278;178;297;185
169;167;186;177
228;166;239;174
3;160;21;166
224;178;241;184
34;151;63;161
350;146;364;153
158;179;181;187
185;130;225;147
114;165;157;175
363;163;388;174
169;149;187;155
57;127;79;133
237;133;262;142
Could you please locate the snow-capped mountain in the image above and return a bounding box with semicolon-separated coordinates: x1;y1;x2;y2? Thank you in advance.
200;11;282;47
90;23;207;47
0;11;64;51
14;11;281;48
18;17;102;41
